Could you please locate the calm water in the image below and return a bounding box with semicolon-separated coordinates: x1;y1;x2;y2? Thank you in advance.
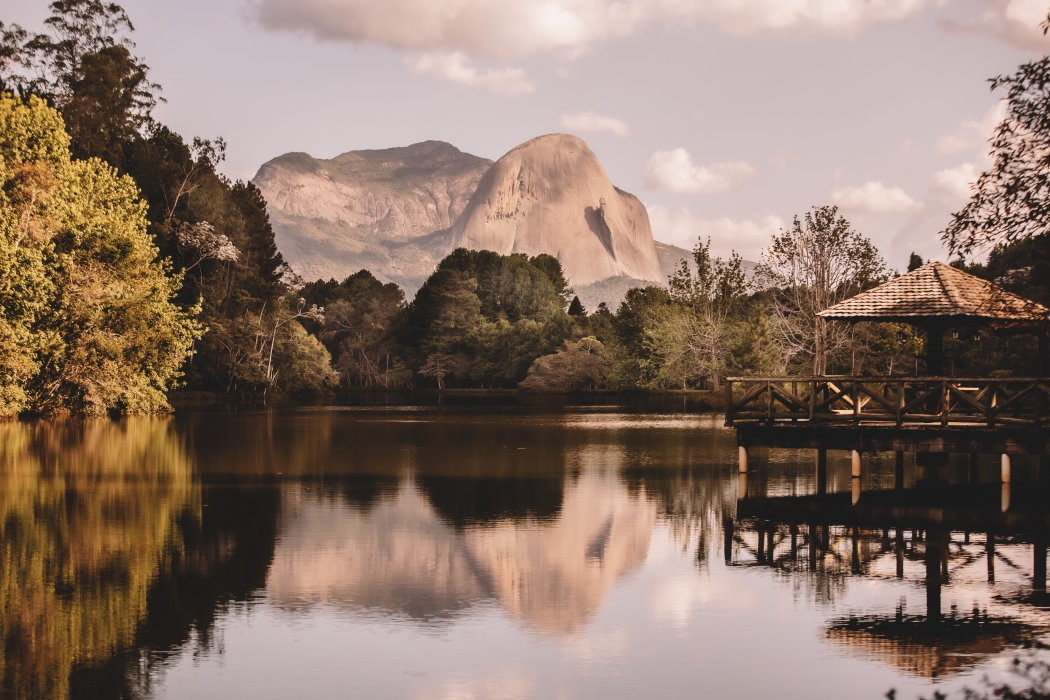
3;400;1049;699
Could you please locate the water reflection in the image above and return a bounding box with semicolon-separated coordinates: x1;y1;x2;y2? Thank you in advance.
734;473;1050;678
0;419;195;700
268;445;654;633
4;408;1050;699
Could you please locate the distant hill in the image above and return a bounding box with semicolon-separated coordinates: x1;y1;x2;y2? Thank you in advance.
573;242;758;312
253;141;492;291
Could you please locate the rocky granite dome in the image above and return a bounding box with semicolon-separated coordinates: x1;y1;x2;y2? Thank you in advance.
449;134;663;288
253;141;492;290
253;136;688;305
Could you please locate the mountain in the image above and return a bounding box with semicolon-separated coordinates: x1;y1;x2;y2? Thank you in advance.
253;136;752;308
449;134;663;287
253;141;492;291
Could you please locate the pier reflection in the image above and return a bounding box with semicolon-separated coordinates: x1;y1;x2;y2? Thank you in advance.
731;471;1050;678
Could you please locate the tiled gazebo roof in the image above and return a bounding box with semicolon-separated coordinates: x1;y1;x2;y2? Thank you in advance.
817;262;1050;325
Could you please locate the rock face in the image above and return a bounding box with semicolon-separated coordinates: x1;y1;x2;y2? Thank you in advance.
450;134;663;287
253;141;492;290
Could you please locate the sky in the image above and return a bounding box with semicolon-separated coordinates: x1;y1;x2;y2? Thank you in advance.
6;0;1049;268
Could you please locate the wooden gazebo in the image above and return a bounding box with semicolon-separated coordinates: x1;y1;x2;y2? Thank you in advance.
817;262;1050;374
724;262;1050;465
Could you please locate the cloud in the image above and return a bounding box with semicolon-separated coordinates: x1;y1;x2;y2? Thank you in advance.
646;204;783;260
248;0;927;62
956;0;1050;49
936;102;1007;155
405;52;535;96
561;111;629;136
644;149;758;194
830;181;918;214
890;164;981;263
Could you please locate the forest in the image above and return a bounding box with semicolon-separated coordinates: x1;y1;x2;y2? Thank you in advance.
1;1;1049;417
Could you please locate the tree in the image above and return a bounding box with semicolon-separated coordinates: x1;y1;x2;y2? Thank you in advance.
908;252;924;271
662;237;748;388
757;205;886;376
942;57;1050;255
0;94;66;416
529;253;573;303
519;337;609;392
612;285;672;387
0;94;200;416
3;1;160;168
302;270;407;387
567;296;586;316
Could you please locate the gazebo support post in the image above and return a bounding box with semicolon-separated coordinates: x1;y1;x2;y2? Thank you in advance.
1040;330;1050;376
925;323;944;376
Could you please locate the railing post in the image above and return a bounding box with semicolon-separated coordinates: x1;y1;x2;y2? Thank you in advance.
809;380;816;421
766;381;772;425
896;380;904;426
725;380;734;425
852;381;860;424
988;382;997;427
941;380;949;427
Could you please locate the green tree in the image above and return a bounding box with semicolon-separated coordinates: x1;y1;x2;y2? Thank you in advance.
0;94;66;415
0;93;200;416
757;205;886;376
408;268;485;388
519;337;610;392
302;270;407;387
661;237;748;388
567;296;586;316
942;56;1050;255
611;285;672;387
4;0;160;169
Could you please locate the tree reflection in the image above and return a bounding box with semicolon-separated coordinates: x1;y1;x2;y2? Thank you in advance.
0;418;195;700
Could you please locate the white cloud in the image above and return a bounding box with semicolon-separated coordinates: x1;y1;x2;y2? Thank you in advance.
890;163;981;263
936;101;1007;155
249;0;927;62
961;0;1050;49
930;162;979;200
561;111;629;136
646;204;783;261
644;149;758;194
830;181;918;214
405;52;535;96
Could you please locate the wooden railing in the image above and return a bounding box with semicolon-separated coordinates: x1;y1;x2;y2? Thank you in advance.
725;377;1050;428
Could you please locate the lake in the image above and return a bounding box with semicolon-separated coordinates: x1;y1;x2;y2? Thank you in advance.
3;398;1048;699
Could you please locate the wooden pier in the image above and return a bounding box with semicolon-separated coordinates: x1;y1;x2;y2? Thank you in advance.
725;376;1050;455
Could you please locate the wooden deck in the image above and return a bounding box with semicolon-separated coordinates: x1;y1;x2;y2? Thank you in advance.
725;376;1050;454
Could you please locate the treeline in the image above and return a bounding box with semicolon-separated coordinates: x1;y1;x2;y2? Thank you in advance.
2;2;1047;417
1;1;335;417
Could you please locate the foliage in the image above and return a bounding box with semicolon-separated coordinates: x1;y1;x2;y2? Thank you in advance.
943;57;1050;255
757;205;886;375
519;337;610;392
0;94;200;417
2;0;160;169
437;248;568;321
660;237;748;388
301;270;408;387
568;295;586;316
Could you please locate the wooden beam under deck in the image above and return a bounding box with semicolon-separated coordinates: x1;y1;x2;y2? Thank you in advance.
734;423;1050;455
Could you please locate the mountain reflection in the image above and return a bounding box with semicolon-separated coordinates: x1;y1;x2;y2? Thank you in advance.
267;444;654;634
11;408;1046;698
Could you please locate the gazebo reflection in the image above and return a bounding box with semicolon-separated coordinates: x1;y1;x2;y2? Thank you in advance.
726;478;1050;678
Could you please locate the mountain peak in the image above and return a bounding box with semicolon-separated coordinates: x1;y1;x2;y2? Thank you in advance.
449;133;662;287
